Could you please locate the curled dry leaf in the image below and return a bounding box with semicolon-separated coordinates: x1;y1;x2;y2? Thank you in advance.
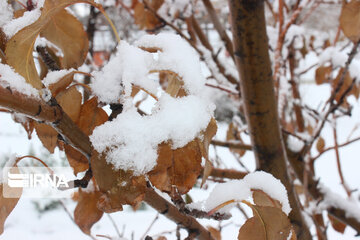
340;0;360;43
199;118;217;186
238;204;293;240
91;150;146;213
5;0;97;89
148;140;202;194
77;97;108;136
40;9;89;69
48;71;76;97
133;0;164;30
74;188;104;235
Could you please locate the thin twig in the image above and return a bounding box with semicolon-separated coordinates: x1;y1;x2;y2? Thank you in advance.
140;214;159;240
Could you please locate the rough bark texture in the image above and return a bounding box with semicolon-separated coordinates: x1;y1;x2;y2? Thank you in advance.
228;1;311;239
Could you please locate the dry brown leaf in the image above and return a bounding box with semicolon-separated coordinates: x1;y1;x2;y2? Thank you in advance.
238;216;265;240
316;137;325;153
226;123;246;157
328;213;347;234
252;189;282;209
315;66;332;85
12;114;34;139
48;72;75;97
74;189;104;235
34;123;58;153
340;0;360;43
208;226;221;240
64;144;89;175
148;140;202;194
199;118;217;186
91;151;146;213
333;68;358;102
0;167;22;235
77;97;108;136
40;9;89;69
5;0;97;89
238;204;292;240
133;0;164;30
56;85;82;122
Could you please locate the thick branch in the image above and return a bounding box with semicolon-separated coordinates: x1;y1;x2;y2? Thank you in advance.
228;1;311;239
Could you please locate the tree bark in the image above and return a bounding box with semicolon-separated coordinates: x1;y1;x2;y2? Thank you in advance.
228;1;311;239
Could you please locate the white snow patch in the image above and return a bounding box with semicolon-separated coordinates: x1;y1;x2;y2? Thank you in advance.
287;135;305;152
0;63;39;98
318;184;360;222
0;1;13;28
2;0;45;38
90;94;214;175
189;171;291;215
0;154;18;183
43;69;74;87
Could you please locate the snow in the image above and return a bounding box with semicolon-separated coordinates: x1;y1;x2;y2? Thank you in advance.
0;63;39;98
189;171;291;215
318;46;348;68
91;41;156;103
2;0;45;38
287;135;305;152
90;94;214;175
318;184;360;222
42;69;74;87
157;0;192;21
0;1;13;28
135;33;206;96
0;154;17;183
90;33;215;175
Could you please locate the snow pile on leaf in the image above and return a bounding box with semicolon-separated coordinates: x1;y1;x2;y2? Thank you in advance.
90;33;215;176
188;171;291;215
